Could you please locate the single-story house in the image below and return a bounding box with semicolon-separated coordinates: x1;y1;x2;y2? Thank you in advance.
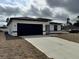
0;26;7;32
49;22;62;33
7;17;51;36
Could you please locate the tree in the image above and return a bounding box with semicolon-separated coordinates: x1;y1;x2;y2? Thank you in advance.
66;18;72;25
73;16;79;27
77;16;79;18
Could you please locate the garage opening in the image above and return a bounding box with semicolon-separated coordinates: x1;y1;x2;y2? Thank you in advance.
17;23;43;36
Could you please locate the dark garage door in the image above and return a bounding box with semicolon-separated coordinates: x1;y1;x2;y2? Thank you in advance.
17;23;43;36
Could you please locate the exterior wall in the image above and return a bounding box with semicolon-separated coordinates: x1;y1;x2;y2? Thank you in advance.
45;25;50;34
8;20;49;36
57;25;61;31
50;24;54;31
50;24;62;33
8;21;17;36
8;22;13;35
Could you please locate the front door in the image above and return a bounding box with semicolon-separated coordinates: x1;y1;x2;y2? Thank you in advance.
54;25;57;31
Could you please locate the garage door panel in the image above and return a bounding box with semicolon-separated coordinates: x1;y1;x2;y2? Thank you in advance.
17;23;43;36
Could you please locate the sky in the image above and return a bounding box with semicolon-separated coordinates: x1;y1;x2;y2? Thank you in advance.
0;0;79;26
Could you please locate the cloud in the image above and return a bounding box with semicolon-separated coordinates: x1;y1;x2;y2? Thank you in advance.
0;5;20;16
24;5;41;17
41;7;53;18
0;0;29;6
53;7;70;19
64;0;79;13
25;5;53;18
46;0;70;8
0;0;32;26
0;0;32;17
55;14;68;20
27;0;73;20
32;0;47;9
23;0;53;18
46;0;79;13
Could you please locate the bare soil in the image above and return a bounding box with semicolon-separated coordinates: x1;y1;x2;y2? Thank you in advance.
0;32;52;59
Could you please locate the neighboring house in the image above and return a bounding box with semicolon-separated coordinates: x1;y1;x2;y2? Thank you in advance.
49;22;62;33
0;26;7;32
7;17;51;36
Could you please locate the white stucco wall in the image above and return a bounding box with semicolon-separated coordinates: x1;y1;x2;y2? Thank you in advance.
57;25;61;31
8;20;49;36
50;24;54;31
8;21;17;36
8;22;11;35
50;24;62;33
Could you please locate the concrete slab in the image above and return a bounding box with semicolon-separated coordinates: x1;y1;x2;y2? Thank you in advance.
23;36;79;59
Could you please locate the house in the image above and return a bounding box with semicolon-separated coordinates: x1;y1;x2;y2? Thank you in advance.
49;22;62;33
7;17;51;36
0;26;7;32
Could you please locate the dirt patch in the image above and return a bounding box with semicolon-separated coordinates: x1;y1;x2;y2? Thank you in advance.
5;32;22;40
0;32;52;59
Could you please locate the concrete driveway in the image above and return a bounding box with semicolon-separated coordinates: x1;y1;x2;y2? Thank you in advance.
23;36;79;59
